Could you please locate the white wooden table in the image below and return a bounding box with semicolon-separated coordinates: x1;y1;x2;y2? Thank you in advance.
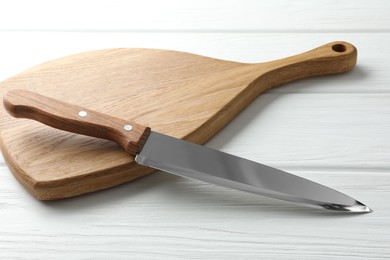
1;1;389;259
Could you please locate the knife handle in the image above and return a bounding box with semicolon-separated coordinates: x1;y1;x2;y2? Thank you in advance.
3;89;151;156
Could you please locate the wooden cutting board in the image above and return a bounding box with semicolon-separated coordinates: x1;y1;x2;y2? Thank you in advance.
0;42;357;200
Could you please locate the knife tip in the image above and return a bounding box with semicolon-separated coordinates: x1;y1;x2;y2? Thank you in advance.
348;201;373;213
364;206;374;213
320;200;373;213
359;205;373;213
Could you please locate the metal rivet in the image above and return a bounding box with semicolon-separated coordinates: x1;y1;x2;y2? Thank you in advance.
124;124;133;131
78;111;87;117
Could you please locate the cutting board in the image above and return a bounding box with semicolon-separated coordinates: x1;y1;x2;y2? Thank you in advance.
0;42;357;200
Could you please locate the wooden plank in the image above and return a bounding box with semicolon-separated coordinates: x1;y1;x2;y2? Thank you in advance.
0;167;388;259
207;93;390;171
0;0;389;31
0;32;389;93
1;92;390;173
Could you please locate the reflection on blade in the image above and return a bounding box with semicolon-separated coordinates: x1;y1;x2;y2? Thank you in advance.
136;132;371;213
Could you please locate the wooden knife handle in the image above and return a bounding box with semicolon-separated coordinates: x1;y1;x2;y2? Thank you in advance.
3;89;151;156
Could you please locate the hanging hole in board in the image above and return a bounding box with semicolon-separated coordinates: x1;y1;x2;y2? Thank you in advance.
332;44;347;53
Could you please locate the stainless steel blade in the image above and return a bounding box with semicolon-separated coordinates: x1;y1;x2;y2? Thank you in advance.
136;132;371;213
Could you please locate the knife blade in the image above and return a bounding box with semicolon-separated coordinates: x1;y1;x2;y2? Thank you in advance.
3;89;372;213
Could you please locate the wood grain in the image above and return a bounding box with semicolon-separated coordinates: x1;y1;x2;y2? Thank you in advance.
0;42;356;200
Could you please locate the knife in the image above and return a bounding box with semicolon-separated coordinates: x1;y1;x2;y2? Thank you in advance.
3;89;371;213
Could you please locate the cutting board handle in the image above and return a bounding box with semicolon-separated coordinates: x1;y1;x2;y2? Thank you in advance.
257;41;357;90
3;90;151;156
